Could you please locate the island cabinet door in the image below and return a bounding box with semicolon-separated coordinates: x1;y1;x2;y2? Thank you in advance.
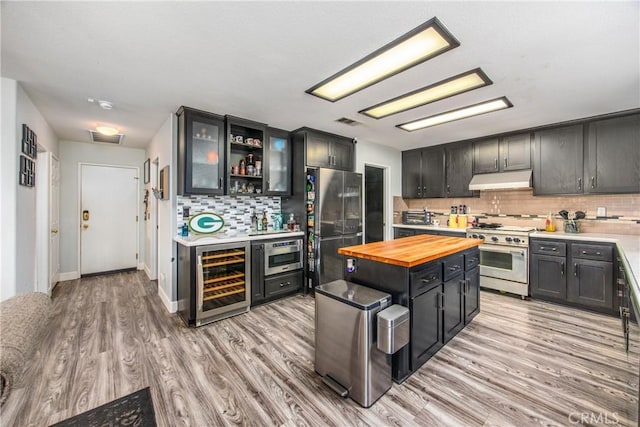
410;283;443;370
464;266;480;324
443;275;464;343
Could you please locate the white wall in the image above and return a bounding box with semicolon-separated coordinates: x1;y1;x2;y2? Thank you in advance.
354;138;402;241
144;114;177;312
1;78;59;299
58;140;145;278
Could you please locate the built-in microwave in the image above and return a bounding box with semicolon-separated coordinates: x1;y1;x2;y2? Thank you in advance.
264;239;303;276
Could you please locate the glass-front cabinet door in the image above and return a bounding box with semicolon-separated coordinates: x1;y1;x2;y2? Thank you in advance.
264;127;291;195
177;106;225;196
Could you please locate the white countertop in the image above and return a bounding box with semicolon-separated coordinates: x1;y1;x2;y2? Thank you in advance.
392;224;468;234
174;230;304;246
532;231;640;319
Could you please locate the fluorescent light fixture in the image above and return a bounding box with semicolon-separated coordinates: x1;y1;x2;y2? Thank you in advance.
96;126;119;136
360;68;492;119
397;97;513;131
306;17;460;102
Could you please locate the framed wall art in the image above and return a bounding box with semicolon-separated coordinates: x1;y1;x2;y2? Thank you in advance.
21;124;37;159
19;155;35;187
144;158;150;184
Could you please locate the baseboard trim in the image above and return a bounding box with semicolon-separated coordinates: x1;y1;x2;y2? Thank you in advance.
158;283;177;313
58;271;80;282
143;264;157;281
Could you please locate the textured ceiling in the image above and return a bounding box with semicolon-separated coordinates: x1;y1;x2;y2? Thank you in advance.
2;1;639;150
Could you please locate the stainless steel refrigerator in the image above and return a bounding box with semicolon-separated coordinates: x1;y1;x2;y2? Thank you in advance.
306;168;362;291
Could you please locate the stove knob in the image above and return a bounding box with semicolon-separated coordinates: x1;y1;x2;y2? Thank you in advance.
505;237;513;242
479;234;486;240
513;237;521;243
491;236;499;242
471;233;479;239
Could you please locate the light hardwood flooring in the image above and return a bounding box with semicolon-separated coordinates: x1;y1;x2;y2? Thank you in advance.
1;271;638;426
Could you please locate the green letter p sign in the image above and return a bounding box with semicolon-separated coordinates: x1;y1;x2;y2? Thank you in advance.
188;212;225;234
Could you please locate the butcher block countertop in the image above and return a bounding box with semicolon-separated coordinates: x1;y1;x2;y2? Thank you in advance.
338;234;483;268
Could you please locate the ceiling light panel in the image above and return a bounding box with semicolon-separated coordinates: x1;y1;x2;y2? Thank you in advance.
360;68;492;119
306;17;460;102
397;97;513;131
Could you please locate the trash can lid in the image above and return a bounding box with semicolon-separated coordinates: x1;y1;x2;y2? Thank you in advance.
316;280;391;311
378;304;410;327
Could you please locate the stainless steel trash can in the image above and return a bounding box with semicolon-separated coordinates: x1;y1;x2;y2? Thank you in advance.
377;305;410;354
314;280;392;408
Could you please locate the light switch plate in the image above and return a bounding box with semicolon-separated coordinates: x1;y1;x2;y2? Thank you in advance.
597;206;606;217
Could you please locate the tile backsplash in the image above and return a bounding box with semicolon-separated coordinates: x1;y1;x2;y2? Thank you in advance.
395;190;640;234
177;195;281;233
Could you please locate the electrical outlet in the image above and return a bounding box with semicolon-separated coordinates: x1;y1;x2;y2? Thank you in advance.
597;206;606;217
183;206;190;218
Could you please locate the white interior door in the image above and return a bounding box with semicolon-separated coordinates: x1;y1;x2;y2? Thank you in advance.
50;154;60;290
80;164;138;275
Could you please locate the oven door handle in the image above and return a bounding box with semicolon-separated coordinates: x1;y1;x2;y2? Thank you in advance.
479;244;526;256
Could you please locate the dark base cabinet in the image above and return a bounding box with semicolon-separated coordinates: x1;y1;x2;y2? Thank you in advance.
251;240;302;307
346;246;480;382
530;238;617;314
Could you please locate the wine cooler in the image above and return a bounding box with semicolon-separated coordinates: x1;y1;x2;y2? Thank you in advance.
177;241;250;326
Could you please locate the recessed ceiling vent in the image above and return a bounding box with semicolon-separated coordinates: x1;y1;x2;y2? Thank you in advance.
88;130;124;145
335;117;361;126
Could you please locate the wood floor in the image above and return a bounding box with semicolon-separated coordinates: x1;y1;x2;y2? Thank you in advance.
1;271;638;426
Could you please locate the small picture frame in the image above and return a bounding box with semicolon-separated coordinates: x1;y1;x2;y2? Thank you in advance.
143;158;150;184
19;155;35;187
21;124;37;159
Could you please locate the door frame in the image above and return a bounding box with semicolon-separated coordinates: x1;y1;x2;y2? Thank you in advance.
147;158;159;280
35;151;50;294
77;162;140;276
363;163;388;241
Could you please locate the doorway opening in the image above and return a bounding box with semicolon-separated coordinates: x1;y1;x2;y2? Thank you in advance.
364;165;385;243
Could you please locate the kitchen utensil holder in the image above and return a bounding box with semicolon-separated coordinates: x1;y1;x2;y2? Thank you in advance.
564;220;580;233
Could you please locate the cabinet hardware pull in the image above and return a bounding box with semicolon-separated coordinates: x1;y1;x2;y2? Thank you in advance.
447;185;450;193
560;261;564;276
441;294;445;311
574;263;578;277
504;157;508;168
449;265;460;271
494;158;498;170
540;246;557;252
578;177;582;190
591;176;595;189
421;276;438;284
219;177;223;188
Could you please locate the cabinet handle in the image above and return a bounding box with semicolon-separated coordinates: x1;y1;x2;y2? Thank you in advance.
540;246;557;252
578;177;582;190
504;157;508;168
581;250;602;256
560;261;564;276
219;177;223;188
574;263;578;277
446;184;450;194
441;293;445;311
421;275;438;284
494;158;498;170
280;281;291;287
591;176;596;189
448;265;461;271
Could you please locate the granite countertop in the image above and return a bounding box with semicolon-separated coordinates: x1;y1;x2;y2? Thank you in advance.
338;234;482;268
531;231;640;321
174;230;304;246
392;224;468;234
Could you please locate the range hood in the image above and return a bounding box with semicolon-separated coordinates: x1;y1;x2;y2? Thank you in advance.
468;169;532;191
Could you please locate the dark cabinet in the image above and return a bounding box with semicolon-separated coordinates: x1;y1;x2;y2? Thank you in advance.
473;133;531;174
401;146;445;198
530;238;616;314
410;283;443;370
533;125;584;195
177;106;226;196
251;243;266;304
530;253;567;300
394;227;416;239
585;114;640;194
296;127;355;171
443;275;464;343
464;266;480;324
264;127;292;195
445;142;476;197
251;240;302;307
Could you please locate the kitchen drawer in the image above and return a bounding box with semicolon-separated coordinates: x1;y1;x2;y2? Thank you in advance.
571;243;613;262
531;240;566;256
442;254;464;281
464;250;480;271
410;262;442;297
265;270;303;298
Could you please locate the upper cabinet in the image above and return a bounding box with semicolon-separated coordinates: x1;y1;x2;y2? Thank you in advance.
401;146;444;198
473;133;531;174
445;142;476;197
294;127;355;171
533;125;584;195
226;115;267;196
264;127;292;195
177;106;226;196
585;114;640;194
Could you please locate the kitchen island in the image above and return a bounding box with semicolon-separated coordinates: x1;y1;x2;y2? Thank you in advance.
339;234;483;382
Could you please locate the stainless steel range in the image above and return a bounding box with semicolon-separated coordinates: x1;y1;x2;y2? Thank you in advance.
466;226;536;298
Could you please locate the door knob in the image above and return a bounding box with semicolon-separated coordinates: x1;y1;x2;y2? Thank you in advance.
82;224;89;229
51;228;58;234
